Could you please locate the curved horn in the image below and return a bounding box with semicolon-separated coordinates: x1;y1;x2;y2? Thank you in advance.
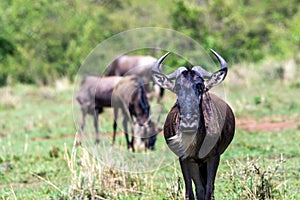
192;66;212;79
210;49;227;70
152;52;170;73
153;52;187;80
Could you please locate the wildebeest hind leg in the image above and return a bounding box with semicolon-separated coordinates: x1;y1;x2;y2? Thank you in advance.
93;109;100;144
112;107;119;146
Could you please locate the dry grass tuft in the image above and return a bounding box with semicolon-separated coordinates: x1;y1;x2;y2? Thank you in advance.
0;87;20;109
55;78;71;92
223;155;292;199
64;135;150;199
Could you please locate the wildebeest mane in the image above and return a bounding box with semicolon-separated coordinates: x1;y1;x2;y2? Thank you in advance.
127;76;150;120
164;92;228;159
137;77;150;118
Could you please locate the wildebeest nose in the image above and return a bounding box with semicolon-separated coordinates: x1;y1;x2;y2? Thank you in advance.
182;113;197;120
181;119;197;127
180;114;198;133
186;113;192;119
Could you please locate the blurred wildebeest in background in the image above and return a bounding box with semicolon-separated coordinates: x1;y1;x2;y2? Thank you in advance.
152;50;235;199
112;75;157;151
106;55;164;103
76;75;157;151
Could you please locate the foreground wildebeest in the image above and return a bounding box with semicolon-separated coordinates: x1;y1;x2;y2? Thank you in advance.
76;75;156;151
106;55;164;102
152;50;235;199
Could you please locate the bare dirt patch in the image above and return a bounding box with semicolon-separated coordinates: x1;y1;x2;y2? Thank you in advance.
237;118;299;132
29;132;124;141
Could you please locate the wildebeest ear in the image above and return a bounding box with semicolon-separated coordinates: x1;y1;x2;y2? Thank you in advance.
152;72;174;90
204;68;227;91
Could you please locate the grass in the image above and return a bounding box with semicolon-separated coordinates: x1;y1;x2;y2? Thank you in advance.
0;84;74;199
0;66;299;199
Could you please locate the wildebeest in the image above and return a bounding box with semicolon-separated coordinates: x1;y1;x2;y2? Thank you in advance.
76;75;157;151
152;50;235;199
106;55;164;102
111;75;157;151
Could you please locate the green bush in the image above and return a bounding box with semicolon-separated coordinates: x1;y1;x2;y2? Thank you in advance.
0;0;299;86
171;0;300;63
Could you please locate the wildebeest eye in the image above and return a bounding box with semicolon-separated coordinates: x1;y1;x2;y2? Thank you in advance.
196;83;203;91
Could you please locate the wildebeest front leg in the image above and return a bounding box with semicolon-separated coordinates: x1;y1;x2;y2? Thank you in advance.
122;117;132;151
129;121;136;152
205;155;220;200
180;158;195;200
190;163;206;200
78;106;88;145
93;109;99;144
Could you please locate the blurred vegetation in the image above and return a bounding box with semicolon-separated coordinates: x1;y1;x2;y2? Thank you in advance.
0;0;299;86
172;0;300;63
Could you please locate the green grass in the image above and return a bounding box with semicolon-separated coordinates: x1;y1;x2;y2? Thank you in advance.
0;68;299;199
0;84;75;199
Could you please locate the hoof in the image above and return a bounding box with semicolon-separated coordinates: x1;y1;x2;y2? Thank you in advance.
95;139;100;145
75;141;82;147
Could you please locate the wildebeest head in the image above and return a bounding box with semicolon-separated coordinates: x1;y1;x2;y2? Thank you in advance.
152;50;228;134
132;78;158;150
129;77;150;126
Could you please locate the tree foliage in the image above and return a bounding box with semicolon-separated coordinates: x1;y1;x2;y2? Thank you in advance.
172;0;300;63
0;0;299;86
0;0;120;85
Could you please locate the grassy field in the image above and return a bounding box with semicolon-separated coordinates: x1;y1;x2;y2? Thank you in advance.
0;64;299;199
